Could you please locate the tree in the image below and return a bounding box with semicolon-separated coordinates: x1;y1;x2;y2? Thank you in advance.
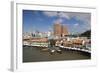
80;30;91;38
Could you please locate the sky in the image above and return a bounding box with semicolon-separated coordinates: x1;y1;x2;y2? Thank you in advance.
23;10;91;34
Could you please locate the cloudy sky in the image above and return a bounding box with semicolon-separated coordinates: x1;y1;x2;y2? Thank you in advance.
23;10;91;34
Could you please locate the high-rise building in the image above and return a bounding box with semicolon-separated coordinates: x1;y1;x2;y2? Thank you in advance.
61;25;69;37
53;23;68;37
54;23;62;37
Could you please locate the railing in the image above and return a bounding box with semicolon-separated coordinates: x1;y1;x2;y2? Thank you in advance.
59;46;91;53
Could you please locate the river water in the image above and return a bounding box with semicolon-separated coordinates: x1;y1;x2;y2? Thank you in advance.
23;46;91;62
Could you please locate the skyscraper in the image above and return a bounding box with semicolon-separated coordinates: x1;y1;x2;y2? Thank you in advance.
54;23;68;37
61;25;69;37
54;23;62;37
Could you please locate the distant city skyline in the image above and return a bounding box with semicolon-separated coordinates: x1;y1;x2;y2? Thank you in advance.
23;10;91;34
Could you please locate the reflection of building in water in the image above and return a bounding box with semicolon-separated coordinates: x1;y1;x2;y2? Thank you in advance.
53;23;69;38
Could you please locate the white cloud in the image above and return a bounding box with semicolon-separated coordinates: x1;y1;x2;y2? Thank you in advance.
43;11;91;34
43;11;91;24
75;13;91;24
43;11;58;17
74;23;79;26
58;12;70;19
53;18;63;24
43;11;70;19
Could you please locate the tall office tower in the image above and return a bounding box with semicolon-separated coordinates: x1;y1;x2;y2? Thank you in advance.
54;23;62;37
53;23;69;37
61;25;69;37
